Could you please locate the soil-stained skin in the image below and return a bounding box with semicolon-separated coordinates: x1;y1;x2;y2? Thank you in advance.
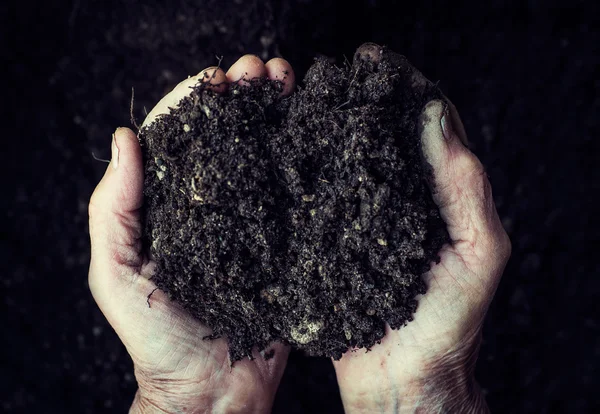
139;47;449;361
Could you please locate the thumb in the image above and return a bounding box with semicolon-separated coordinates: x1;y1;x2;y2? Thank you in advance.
88;127;148;298
420;100;509;265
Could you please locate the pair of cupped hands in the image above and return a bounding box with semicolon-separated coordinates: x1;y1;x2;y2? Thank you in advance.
88;44;511;413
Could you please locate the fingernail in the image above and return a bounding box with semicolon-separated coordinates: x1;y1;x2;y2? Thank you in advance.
111;131;119;170
440;105;453;142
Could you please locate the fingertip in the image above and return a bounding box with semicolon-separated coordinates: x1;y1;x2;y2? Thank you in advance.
142;67;227;128
226;54;267;85
442;96;469;147
92;127;140;204
420;100;447;171
114;126;141;164
353;42;383;64
421;98;475;176
88;127;145;285
422;99;445;120
110;127;144;212
198;67;228;93
265;57;295;96
115;126;138;142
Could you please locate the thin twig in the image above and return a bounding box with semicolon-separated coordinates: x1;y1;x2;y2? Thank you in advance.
346;67;359;92
329;119;343;131
343;54;351;68
214;55;224;73
333;100;350;111
130;87;140;131
91;152;110;163
318;171;331;184
146;287;159;308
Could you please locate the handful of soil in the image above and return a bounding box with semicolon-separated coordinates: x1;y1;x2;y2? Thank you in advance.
140;46;449;361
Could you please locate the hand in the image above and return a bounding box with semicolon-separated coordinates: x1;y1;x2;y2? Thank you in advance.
332;51;511;413
88;55;295;414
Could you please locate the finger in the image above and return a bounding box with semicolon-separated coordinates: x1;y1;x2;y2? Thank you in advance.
226;54;267;85
420;100;509;263
353;42;436;92
393;53;468;146
88;127;167;340
142;67;227;128
353;42;383;64
87;129;212;347
89;127;147;287
442;97;469;147
265;57;295;96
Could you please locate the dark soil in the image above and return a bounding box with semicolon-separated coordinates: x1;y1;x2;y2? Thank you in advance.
140;49;448;361
4;0;598;413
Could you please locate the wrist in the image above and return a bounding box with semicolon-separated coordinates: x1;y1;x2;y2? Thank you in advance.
340;328;489;414
411;328;489;413
129;389;209;414
341;373;488;414
400;370;489;414
128;363;278;414
129;390;167;414
129;386;271;414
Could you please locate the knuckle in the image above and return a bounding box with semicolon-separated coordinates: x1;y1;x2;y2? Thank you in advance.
88;191;103;224
479;224;511;268
459;152;486;179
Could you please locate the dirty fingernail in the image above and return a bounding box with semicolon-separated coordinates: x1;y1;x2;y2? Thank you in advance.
440;105;453;142
111;131;119;170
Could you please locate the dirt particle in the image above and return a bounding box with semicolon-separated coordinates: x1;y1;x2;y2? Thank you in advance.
344;328;352;341
290;320;325;345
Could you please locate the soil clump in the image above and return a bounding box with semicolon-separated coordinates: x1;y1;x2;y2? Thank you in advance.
140;46;449;361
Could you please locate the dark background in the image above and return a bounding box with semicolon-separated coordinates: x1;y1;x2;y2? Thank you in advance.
3;0;598;412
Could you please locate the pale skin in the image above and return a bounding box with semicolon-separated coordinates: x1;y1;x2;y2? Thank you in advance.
89;47;511;413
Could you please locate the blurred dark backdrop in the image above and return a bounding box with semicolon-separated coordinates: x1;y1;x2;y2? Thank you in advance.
2;0;598;412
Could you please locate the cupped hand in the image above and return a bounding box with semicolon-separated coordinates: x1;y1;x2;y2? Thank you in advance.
332;45;511;414
88;55;295;414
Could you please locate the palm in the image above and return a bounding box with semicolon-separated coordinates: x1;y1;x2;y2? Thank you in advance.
334;243;489;382
89;56;296;412
333;116;511;405
91;254;287;410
